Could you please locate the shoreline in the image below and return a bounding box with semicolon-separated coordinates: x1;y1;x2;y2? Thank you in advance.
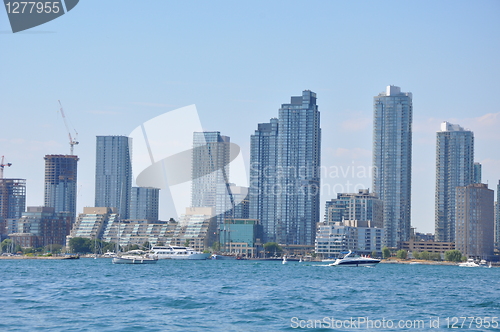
0;255;79;260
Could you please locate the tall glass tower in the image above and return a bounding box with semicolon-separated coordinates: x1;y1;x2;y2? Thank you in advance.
95;136;132;219
434;122;474;242
250;91;321;245
44;155;79;224
191;132;230;226
249;118;279;242
372;85;412;248
276;91;321;245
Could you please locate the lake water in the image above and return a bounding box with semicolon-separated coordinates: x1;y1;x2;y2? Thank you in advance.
1;259;499;331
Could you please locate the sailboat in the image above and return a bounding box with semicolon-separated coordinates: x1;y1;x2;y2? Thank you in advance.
112;218;157;264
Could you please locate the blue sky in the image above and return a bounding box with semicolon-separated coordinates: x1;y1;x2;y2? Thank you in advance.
1;0;499;233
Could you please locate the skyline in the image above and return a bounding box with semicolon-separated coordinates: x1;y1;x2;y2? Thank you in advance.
1;1;499;234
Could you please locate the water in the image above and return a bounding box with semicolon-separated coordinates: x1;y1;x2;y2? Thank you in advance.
1;259;499;331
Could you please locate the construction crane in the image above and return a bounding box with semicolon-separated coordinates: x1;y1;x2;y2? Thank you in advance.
0;155;12;179
58;100;79;155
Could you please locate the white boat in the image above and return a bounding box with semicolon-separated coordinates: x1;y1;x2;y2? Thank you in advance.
112;254;158;264
329;251;380;267
150;246;210;260
211;254;236;260
458;258;479;267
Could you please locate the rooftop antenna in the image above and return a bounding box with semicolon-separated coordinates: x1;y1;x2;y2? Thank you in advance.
58;100;79;155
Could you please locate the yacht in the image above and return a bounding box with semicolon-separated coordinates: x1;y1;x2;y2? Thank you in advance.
329;251;380;267
150;246;210;260
458;258;479;267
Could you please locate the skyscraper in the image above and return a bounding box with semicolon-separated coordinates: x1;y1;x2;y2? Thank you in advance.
95;136;132;219
434;122;474;242
249;118;279;242
191;132;230;225
129;187;160;222
372;85;412;247
44;155;79;223
0;178;26;239
473;162;482;184
455;183;494;259
277;90;321;245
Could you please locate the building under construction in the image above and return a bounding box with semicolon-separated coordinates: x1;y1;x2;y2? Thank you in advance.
44;155;79;224
0;178;26;240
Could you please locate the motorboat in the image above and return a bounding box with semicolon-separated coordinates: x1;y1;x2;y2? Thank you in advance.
458;258;479;267
329;251;380;267
150;246;210;260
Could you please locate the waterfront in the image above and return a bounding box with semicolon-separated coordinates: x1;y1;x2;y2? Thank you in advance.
1;259;499;331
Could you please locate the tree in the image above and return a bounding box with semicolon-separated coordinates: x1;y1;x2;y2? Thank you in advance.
396;249;407;259
1;239;13;253
371;250;378;258
211;242;221;251
263;242;283;257
430;252;441;261
412;251;420;259
382;247;391;259
419;251;430;260
68;237;92;254
444;250;463;262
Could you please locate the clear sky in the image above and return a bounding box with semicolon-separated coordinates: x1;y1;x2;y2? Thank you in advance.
1;0;499;233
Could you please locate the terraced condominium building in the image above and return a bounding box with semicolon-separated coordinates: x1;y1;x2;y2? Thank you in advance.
372;85;412;248
434;122;474;242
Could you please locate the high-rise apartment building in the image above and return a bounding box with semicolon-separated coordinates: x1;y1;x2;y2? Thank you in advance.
473;162;482;184
455;183;494;259
324;189;383;228
129;187;160;222
0;178;26;239
250;91;321;245
191;132;230;226
44;155;79;224
434;122;474;242
95;136;132;219
372;85;412;247
249;118;279;242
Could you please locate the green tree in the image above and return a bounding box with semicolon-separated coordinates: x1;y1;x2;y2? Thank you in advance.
102;241;117;253
382;247;391;259
68;237;92;254
211;242;221;251
430;252;441;261
412;251;420;259
396;249;407;259
371;250;378;258
263;242;283;257
184;239;190;247
419;251;430;260
1;239;13;253
444;250;463;262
